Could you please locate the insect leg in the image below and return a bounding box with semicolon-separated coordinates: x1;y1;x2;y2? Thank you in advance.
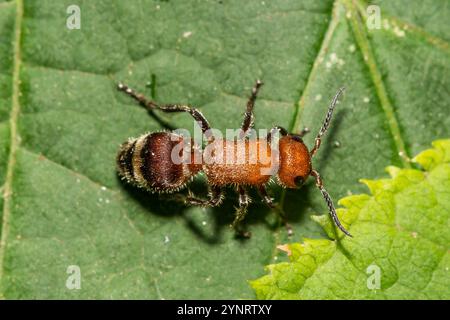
240;80;263;138
266;126;288;143
231;186;252;237
185;185;224;207
311;169;352;237
298;127;310;137
258;185;275;208
117;82;213;141
258;185;293;236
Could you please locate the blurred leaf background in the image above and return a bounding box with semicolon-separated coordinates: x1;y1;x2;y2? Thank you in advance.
0;0;449;298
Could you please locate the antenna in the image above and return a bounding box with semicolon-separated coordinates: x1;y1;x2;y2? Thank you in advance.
311;170;352;237
310;87;345;157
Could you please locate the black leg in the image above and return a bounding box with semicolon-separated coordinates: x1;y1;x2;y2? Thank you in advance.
258;185;293;236
258;185;275;208
266;126;288;143
298;127;310;137
231;186;252;238
186;185;224;207
290;127;311;141
117;82;213;141
240;80;263;138
267;126;309;143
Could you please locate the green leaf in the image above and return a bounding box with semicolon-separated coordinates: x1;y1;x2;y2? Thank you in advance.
0;0;449;298
251;139;450;299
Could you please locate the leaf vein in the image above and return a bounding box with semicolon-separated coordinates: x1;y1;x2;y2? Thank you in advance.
0;0;23;289
345;0;411;168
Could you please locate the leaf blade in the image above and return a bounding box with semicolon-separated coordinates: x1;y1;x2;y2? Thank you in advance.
251;139;450;299
0;0;449;299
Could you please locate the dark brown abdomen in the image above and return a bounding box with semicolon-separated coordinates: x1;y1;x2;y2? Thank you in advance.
117;132;201;192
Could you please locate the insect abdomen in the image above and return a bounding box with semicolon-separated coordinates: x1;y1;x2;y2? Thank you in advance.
117;132;200;192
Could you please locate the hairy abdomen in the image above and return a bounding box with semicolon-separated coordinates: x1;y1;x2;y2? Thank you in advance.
117;132;201;192
203;139;277;186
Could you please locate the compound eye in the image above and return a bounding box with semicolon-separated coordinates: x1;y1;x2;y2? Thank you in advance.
294;176;304;187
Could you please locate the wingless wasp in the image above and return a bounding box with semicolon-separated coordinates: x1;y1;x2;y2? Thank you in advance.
116;80;351;237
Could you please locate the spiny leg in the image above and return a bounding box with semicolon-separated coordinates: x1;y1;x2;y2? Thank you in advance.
186;185;224;207
258;185;275;208
258;185;293;237
310;87;345;157
310;169;352;237
232;186;252;238
117;82;213;141
240;80;263;138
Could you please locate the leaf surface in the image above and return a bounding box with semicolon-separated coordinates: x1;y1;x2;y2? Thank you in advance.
0;0;449;298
